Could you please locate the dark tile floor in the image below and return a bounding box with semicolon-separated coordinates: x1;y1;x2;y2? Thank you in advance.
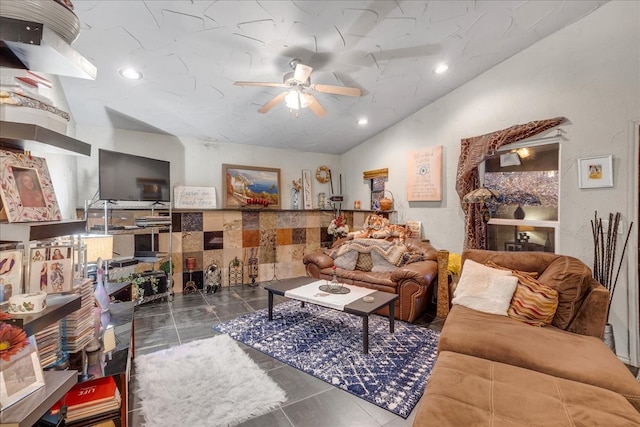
127;283;444;427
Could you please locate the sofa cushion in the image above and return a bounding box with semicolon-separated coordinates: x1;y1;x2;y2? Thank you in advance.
355;252;373;271
452;260;518;316
537;256;592;329
333;249;358;270
438;305;640;411
414;351;640;427
507;270;559;326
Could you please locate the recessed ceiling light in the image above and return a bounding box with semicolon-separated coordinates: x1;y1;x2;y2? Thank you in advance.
434;63;449;74
118;67;143;80
357;118;368;125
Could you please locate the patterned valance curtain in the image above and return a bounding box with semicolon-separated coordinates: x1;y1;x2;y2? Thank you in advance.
456;117;567;250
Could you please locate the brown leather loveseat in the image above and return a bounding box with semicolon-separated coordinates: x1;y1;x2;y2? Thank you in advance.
303;237;439;323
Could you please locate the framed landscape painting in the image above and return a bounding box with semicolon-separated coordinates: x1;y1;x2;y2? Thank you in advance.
0;150;62;222
223;164;281;209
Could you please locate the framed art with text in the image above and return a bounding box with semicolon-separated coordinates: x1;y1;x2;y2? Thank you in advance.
406;146;443;201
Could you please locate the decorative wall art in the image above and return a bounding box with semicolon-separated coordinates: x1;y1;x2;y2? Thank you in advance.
223;164;281;209
302;170;313;209
0;335;45;410
0;249;23;300
28;246;74;294
0;150;62;222
578;155;613;189
406;146;443;201
174;186;217;209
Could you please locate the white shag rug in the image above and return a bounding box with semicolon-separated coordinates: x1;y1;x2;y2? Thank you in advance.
135;334;287;427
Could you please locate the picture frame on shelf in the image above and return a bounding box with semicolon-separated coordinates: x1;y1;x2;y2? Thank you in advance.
222;164;281;209
0;248;23;299
0;335;45;410
28;245;74;294
0;150;62;223
577;155;613;189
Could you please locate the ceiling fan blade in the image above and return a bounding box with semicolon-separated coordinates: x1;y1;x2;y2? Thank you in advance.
234;81;287;88
311;84;361;97
307;95;327;118
258;92;287;113
293;63;313;83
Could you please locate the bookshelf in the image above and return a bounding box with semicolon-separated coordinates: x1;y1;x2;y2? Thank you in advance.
0;295;81;427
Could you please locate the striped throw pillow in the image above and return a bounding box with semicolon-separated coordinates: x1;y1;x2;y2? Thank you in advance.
507;270;559;326
484;261;558;326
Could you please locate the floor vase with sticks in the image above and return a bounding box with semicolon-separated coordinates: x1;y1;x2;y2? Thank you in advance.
591;211;634;354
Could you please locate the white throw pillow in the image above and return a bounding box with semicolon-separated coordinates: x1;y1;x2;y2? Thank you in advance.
452;259;518;316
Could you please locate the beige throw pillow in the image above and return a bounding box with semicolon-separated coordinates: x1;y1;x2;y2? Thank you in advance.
452;259;518;316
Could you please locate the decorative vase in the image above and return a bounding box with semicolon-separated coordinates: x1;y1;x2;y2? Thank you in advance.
94;258;111;329
328;269;342;292
603;323;616;353
292;189;299;210
513;205;526;220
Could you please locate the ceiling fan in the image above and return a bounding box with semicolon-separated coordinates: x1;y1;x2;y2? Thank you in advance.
233;59;362;118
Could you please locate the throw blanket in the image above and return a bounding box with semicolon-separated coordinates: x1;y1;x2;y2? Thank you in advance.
330;238;408;266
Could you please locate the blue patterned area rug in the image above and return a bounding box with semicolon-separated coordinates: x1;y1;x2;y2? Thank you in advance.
213;301;440;418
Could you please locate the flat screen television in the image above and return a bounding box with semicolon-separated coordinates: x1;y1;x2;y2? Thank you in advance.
98;149;171;202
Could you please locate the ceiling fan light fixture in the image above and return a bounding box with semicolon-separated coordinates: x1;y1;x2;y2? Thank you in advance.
434;63;449;74
118;67;143;80
285;90;312;109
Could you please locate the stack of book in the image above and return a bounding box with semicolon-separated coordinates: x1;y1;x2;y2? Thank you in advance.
50;376;121;424
65;278;96;353
34;321;60;368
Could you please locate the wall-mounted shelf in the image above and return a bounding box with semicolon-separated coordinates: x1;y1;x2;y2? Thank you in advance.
0;121;91;157
0;219;86;242
0;17;96;80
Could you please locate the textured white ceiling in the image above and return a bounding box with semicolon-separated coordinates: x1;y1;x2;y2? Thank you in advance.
60;0;607;154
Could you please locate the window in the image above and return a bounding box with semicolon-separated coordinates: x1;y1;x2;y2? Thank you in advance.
482;138;560;253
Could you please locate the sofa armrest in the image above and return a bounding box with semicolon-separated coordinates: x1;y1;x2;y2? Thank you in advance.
303;252;335;269
566;281;609;338
390;260;438;287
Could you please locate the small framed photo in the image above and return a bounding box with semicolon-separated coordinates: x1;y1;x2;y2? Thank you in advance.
0;249;24;300
0;150;62;223
222;164;281;209
0;335;45;410
28;246;74;294
578;155;613;189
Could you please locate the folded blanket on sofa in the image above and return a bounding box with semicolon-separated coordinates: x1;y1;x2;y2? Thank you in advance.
329;238;408;271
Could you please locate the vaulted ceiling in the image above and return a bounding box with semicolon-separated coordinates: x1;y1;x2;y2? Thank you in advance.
59;1;607;154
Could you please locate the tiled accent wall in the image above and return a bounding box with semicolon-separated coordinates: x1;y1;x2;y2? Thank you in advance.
84;208;380;293
170;210;342;292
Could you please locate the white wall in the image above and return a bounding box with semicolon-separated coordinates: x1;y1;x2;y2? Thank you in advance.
51;1;637;363
74;126;341;210
341;1;640;364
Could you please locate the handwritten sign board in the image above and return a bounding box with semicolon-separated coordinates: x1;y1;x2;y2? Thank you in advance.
174;186;217;209
406;146;443;201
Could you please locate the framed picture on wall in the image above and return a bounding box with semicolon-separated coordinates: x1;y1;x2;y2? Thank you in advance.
0;150;62;222
222;164;281;209
577;155;613;189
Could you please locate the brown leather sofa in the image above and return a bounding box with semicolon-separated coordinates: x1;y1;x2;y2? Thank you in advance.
303;237;439;323
413;249;640;426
